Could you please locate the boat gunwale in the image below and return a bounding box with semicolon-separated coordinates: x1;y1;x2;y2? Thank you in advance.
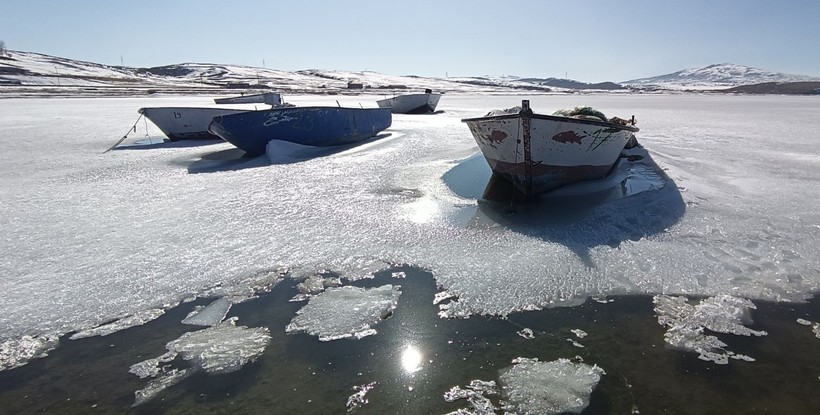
461;112;639;132
376;92;441;103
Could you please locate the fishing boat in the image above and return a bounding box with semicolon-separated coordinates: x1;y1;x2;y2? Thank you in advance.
137;107;253;141
209;106;392;156
462;100;639;197
376;89;441;114
213;92;283;105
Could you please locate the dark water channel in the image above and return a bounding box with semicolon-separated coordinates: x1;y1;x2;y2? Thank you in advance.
2;266;820;414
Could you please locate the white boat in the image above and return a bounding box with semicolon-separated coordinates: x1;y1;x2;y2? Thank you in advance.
213;92;283;106
462;100;639;197
376;90;441;114
138;107;253;141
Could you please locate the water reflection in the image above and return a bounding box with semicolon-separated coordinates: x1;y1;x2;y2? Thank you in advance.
400;345;423;374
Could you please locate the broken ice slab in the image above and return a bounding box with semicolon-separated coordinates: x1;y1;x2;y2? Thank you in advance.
499;357;605;415
286;285;401;341
181;297;231;327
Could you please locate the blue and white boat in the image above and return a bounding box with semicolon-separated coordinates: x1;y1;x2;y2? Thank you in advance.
209;106;392;156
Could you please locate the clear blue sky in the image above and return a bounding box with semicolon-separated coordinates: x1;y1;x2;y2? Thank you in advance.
2;0;819;82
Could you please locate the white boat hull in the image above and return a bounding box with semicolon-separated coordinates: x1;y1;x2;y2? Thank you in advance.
138;107;251;141
213;92;282;105
463;102;638;195
376;93;441;114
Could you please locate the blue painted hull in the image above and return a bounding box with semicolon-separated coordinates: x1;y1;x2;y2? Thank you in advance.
208;107;392;156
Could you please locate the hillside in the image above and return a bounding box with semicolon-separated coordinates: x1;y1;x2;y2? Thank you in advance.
3;51;820;96
0;50;557;97
622;63;820;90
721;82;820;95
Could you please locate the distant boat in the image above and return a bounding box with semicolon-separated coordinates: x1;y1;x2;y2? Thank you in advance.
376;89;441;114
213;92;283;105
138;107;253;141
209;106;392;156
462;100;639;197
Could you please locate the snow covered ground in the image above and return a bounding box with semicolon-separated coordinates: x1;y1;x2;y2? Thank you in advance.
1;93;820;374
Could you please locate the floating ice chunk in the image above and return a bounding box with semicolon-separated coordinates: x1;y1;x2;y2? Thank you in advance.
286;285;401;341
517;328;535;339
70;308;166;340
567;339;586;348
132;368;193;407
443;379;499;415
128;351;176;379
170;318;271;374
181;297;231;327
291;275;344;301
499;357;605;415
345;381;376;412
128;318;270;405
654;295;767;364
571;329;588;339
795;318;820;338
391;271;407;279
0;333;60;371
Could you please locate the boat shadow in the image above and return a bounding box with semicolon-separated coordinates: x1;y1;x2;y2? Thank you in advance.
451;147;686;268
111;137;223;151
186;133;394;173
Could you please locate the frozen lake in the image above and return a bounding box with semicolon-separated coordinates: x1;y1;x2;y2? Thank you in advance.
1;94;820;413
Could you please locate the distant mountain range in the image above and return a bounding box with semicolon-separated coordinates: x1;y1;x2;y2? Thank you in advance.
621;63;820;90
1;50;819;96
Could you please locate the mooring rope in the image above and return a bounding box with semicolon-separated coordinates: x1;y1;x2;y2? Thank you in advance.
104;113;144;153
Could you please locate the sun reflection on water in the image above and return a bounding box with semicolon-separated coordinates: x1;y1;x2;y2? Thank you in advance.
401;345;423;373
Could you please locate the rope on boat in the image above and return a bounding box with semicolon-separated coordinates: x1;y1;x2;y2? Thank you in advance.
104;113;144;153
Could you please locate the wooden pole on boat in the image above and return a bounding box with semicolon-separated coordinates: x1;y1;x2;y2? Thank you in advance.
520;100;533;197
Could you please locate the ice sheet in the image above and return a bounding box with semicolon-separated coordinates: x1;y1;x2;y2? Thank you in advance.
653;294;767;364
181;297;231;326
443;380;499;415
128;317;270;405
1;95;820;369
286;284;401;341
499;357;605;415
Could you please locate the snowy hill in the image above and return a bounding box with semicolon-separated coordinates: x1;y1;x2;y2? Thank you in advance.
622;63;820;90
3;51;820;95
0;50;552;96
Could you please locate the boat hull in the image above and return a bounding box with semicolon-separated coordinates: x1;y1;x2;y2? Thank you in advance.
209;107;392;156
213;92;282;105
376;93;441;114
139;107;251;141
463;106;638;195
